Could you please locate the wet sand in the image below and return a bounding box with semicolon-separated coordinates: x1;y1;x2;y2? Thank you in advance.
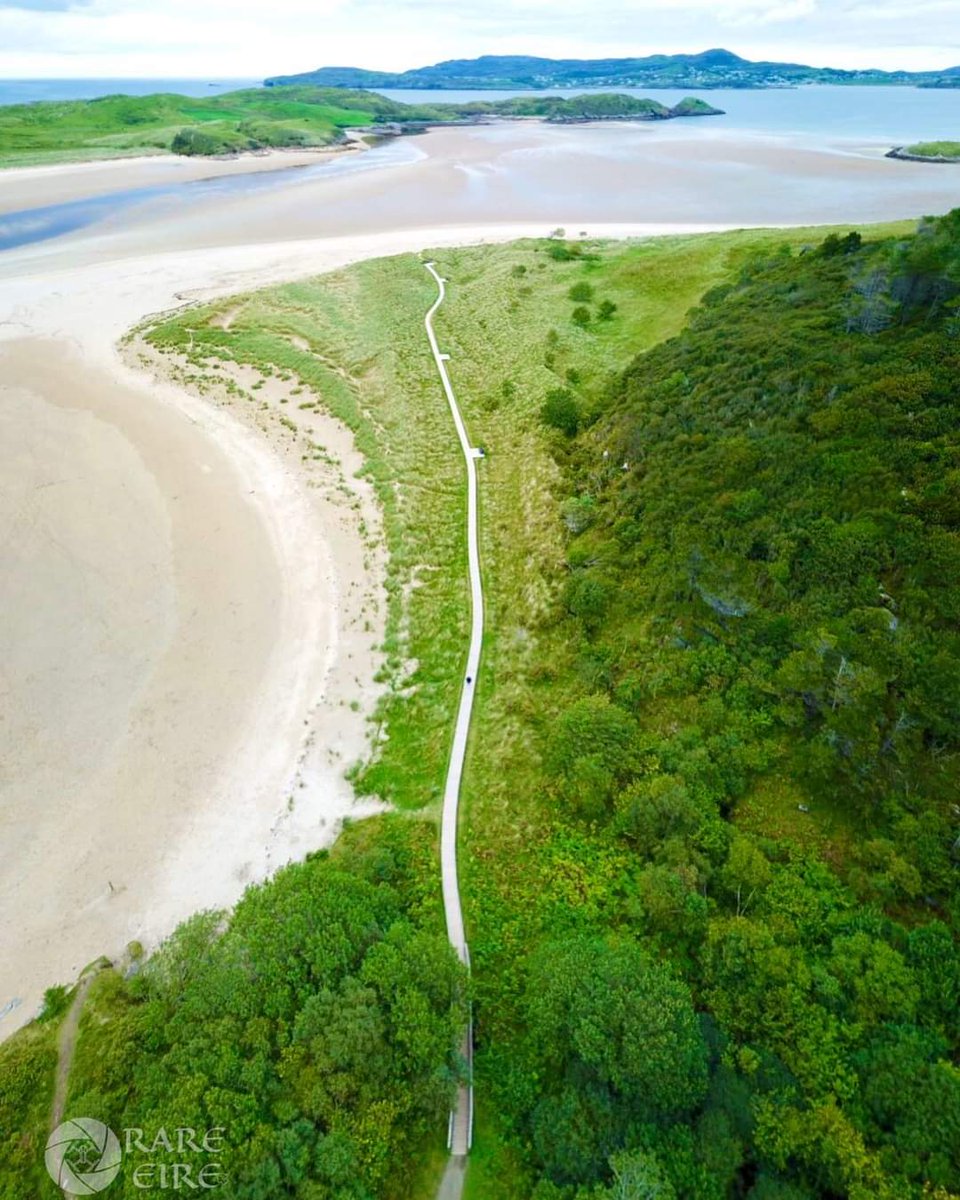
0;145;361;216
2;123;958;272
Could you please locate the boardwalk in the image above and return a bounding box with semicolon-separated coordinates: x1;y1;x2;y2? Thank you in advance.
423;261;480;1173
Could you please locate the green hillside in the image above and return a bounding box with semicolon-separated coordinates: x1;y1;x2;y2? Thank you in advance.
266;48;960;90
0;85;719;168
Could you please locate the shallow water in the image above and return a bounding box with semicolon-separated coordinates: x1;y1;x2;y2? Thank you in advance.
0;138;425;252
378;85;960;143
2;117;959;262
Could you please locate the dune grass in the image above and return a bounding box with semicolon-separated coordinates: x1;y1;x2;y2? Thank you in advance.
903;140;960;159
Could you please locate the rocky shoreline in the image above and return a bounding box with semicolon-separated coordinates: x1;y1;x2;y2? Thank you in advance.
887;145;960;163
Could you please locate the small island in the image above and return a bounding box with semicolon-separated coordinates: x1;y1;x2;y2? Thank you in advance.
887;141;960;163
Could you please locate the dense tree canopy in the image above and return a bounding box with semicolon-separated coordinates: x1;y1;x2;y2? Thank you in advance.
490;211;960;1198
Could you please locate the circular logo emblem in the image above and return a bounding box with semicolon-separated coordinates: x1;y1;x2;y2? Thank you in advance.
45;1118;121;1195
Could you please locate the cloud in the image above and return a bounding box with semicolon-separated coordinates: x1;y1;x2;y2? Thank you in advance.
0;0;957;77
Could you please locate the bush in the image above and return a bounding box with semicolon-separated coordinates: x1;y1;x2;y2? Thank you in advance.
571;305;591;327
170;127;233;156
569;282;595;302
540;387;580;436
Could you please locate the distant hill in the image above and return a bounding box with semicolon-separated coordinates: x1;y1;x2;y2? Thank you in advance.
265;49;960;91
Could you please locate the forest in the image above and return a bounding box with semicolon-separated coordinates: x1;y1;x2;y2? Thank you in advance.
0;820;467;1199
471;211;960;1198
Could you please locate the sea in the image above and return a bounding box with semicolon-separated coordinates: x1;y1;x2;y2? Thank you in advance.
0;79;260;105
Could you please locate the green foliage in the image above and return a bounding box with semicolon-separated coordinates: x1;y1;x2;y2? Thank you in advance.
0;819;464;1200
0;1021;59;1198
38;983;72;1022
541;387;581;436
572;305;592;327
517;936;707;1185
902;141;960;159
569;283;595;303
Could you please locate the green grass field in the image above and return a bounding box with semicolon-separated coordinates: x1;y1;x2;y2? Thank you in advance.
0;87;386;167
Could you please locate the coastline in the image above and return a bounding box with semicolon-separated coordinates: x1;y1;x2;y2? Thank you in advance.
886;145;960;163
0;103;724;200
0;220;760;1040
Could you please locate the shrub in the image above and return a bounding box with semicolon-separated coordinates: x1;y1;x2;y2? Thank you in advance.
540;387;580;436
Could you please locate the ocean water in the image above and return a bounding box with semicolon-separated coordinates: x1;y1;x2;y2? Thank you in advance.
378;85;960;144
0;79;260;106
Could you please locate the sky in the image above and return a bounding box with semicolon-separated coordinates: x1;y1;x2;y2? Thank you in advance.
0;0;958;79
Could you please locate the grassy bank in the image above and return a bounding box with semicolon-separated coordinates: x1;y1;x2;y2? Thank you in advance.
903;140;960;160
0;85;718;168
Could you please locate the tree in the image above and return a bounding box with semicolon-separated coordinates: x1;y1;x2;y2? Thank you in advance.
523;934;708;1181
541;387;581;436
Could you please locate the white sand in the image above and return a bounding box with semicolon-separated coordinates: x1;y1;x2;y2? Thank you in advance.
0;218;786;1037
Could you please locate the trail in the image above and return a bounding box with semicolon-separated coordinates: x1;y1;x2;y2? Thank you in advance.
49;971;96;1133
424;260;482;1184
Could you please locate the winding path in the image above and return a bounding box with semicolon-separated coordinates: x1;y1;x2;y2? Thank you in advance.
423;261;480;1172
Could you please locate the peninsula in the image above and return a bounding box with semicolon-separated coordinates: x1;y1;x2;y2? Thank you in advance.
887;141;960;163
0;86;721;168
266;47;960;91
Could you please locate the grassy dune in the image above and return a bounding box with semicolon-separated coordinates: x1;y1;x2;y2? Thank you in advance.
903;140;960;159
0;85;719;168
0;87;387;167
